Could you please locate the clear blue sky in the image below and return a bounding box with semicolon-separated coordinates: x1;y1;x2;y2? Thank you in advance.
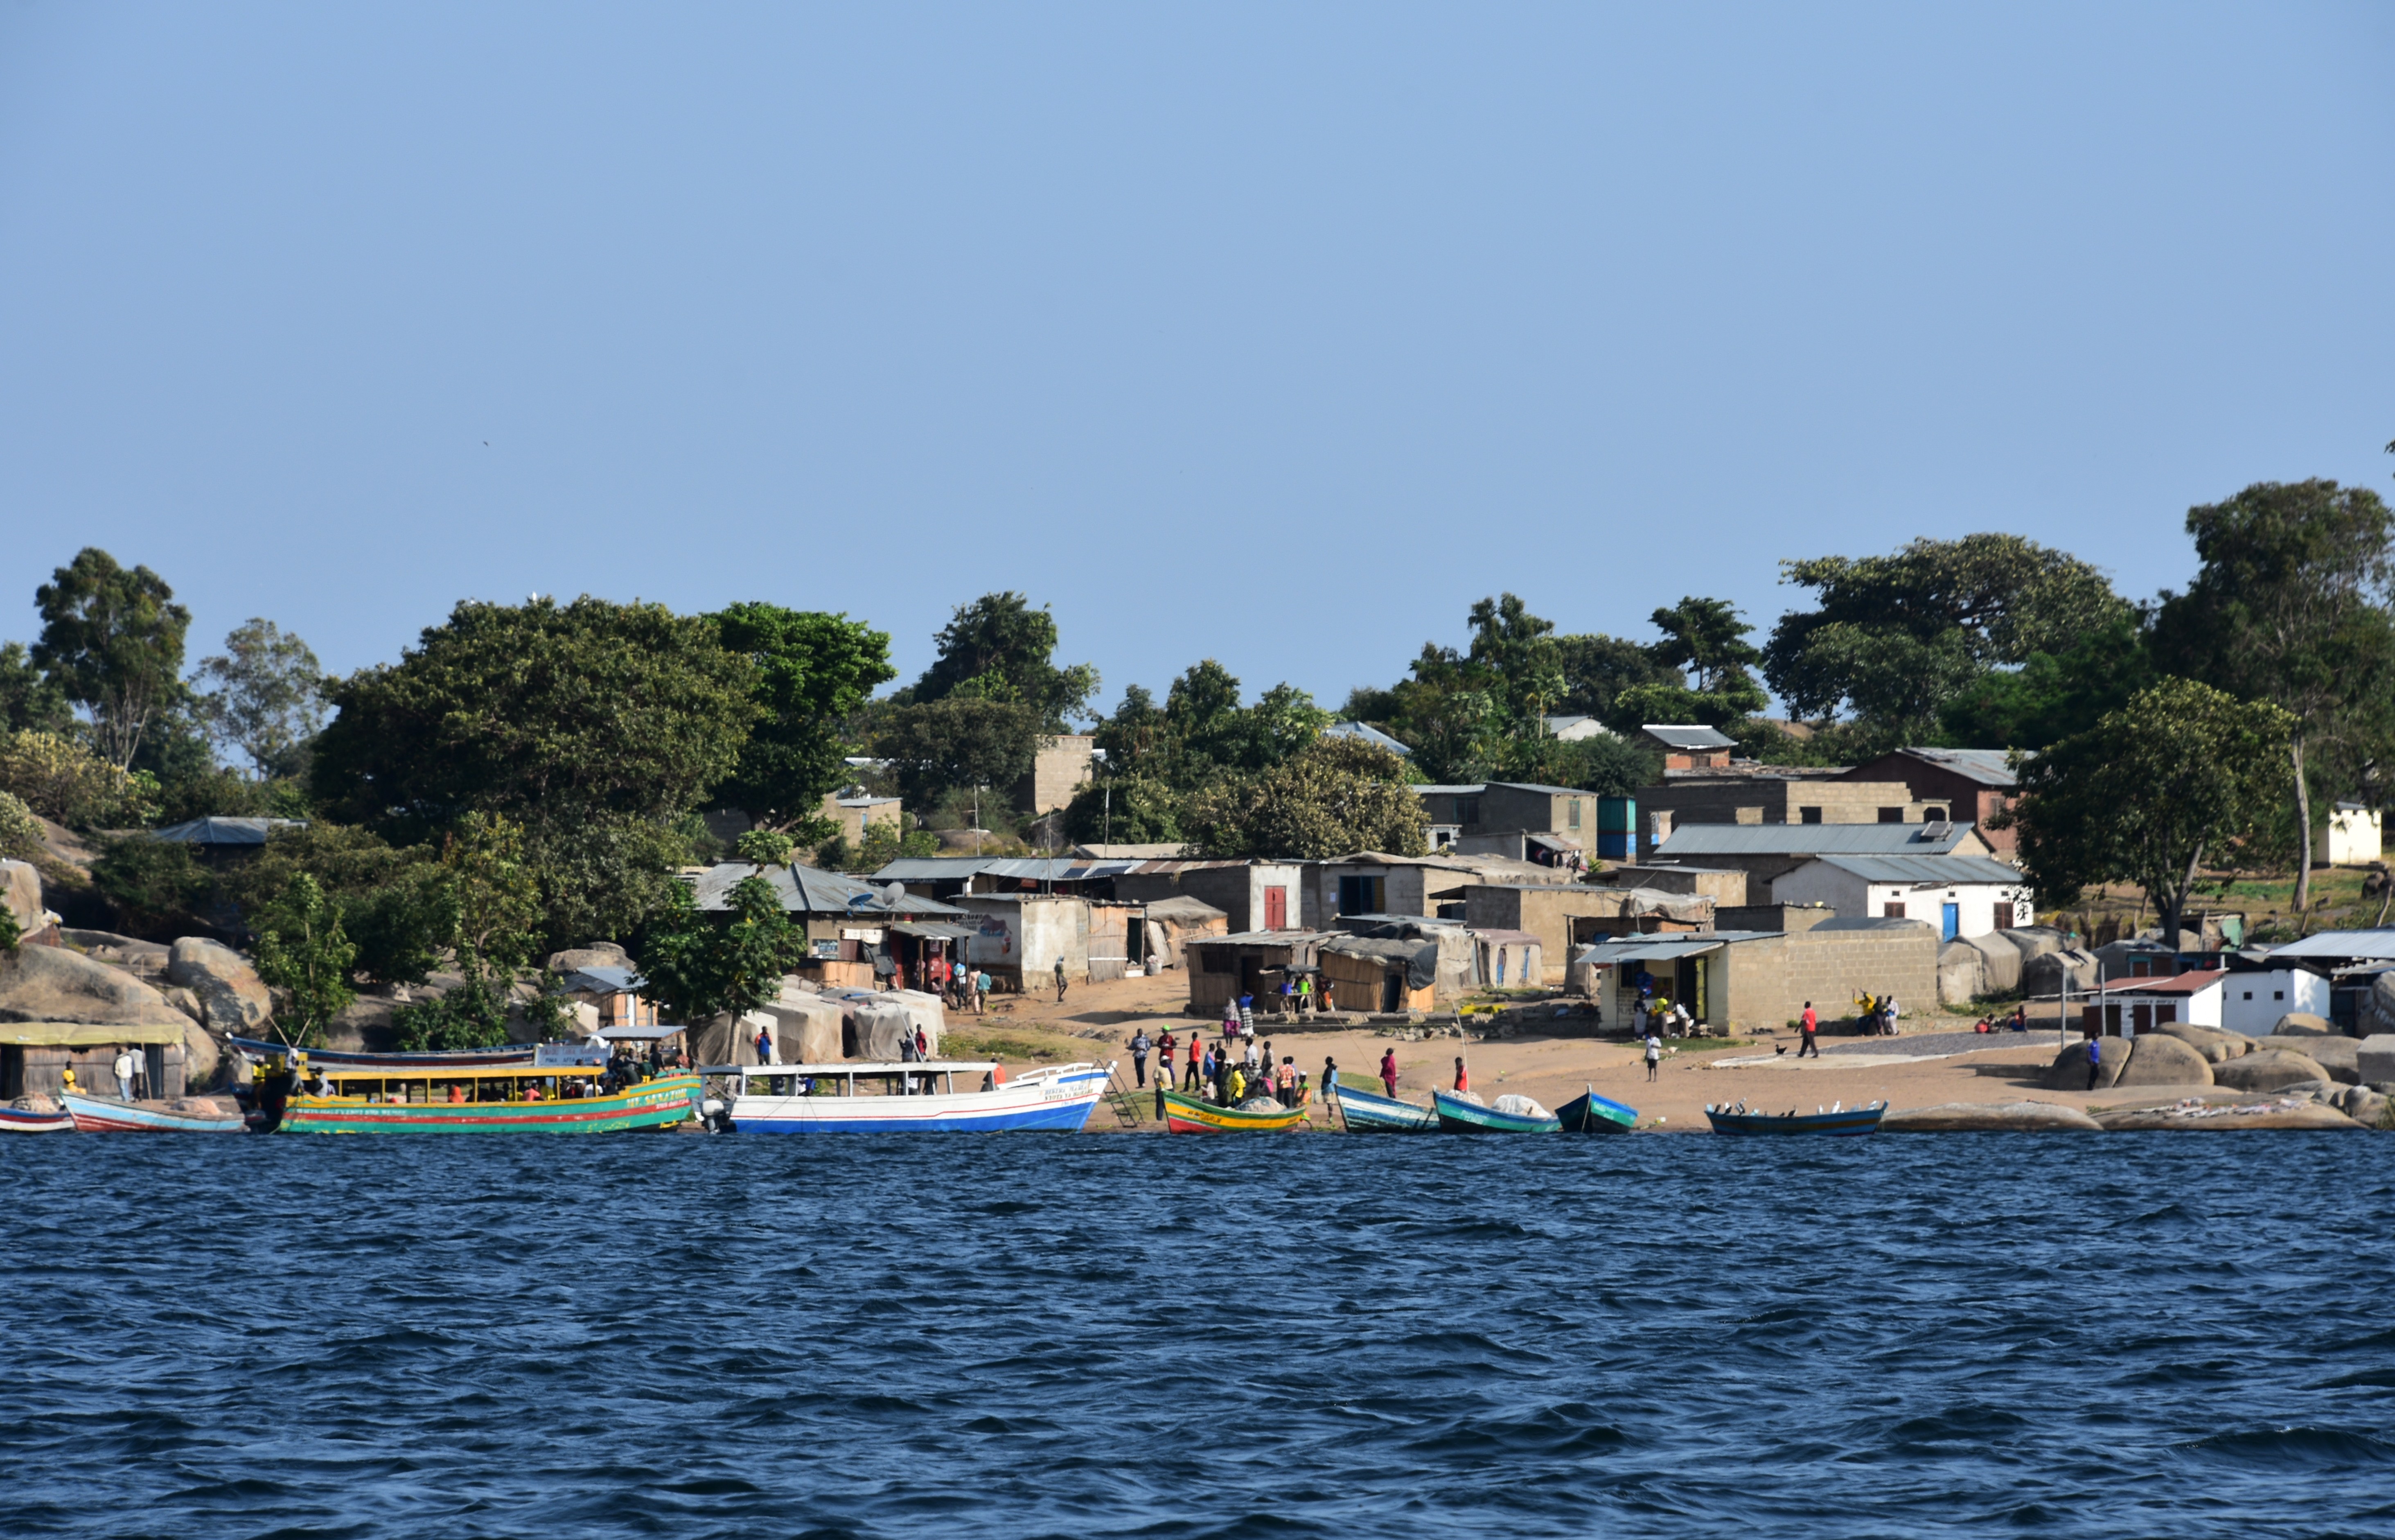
3;3;2390;716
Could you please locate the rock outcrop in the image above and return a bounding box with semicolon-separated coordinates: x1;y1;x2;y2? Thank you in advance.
2258;1034;2358;1083
2326;1084;2389;1128
2360;975;2395;1038
0;942;191;1028
2151;1021;2251;1063
2111;1032;2213;1087
2272;1012;2334;1035
2359;1033;2395;1086
2095;1099;2359;1131
3;859;44;934
2043;1038;2125;1090
547;943;631;975
1882;1100;2104;1132
2210;1049;2331;1093
167;938;273;1035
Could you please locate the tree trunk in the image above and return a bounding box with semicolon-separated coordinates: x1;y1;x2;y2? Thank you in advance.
2161;840;2206;953
2291;732;2313;916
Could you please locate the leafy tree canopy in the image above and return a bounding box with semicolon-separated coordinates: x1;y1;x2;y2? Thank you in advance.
194;619;325;781
0;642;73;737
1092;662;1328;793
2005;677;2294;942
1184;736;1429;860
638;875;800;1027
252;872;358;1049
1764;535;2126;727
906;592;1098;732
32;547;191;768
1937;614;2157;751
1060;772;1186;847
870;696;1044;809
708;603;894;839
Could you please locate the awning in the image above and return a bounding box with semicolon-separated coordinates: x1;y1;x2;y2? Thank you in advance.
889;922;978;941
1573;938;1726;966
0;1020;192;1047
591;1024;686;1043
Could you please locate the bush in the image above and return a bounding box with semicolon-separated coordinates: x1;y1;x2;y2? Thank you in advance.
0;730;147;826
90;835;214;938
0;789;41;860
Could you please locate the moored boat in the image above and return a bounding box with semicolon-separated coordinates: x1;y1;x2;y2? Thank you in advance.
272;1063;701;1133
1705;1099;1885;1136
1556;1086;1639;1133
1161;1087;1307;1133
0;1104;75;1134
1329;1081;1439;1132
61;1093;247;1133
717;1060;1109;1132
229;1033;551;1071
1431;1089;1561;1134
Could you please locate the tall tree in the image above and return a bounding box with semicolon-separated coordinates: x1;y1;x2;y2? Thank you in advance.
708;603;894;839
312;597;758;942
1551;634;1682;723
638;875;799;1028
1184;736;1429;860
0;642;73;736
32;547;192;768
194;619;326;780
870;696;1043;810
907;592;1098;732
2151;480;2395;914
2005;679;2294;944
252;872;359;1049
1764;535;2125;729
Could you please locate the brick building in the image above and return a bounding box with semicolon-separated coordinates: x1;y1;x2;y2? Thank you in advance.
1837;747;2019;857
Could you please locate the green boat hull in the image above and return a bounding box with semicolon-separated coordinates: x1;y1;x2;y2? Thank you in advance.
1431;1089;1561;1135
277;1075;703;1134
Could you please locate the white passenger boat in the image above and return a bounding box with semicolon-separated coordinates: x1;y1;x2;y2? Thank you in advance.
711;1059;1113;1133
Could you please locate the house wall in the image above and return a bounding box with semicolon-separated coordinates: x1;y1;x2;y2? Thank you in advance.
1184;941;1305;1015
1769;868;2031;937
1714;924;1940;1031
954;895;1090;986
2088;986;2224;1033
1175;863;1303;932
821;794;903;846
2320;807;2384;867
1308;862;1440;928
1637;777;1924;835
1478;785;1593;846
1086;902;1132;982
1461;886;1623;982
1838;754;2018;858
1015;735;1096;816
2219;970;2331;1033
1610;866;1750;905
1316;948;1436;1014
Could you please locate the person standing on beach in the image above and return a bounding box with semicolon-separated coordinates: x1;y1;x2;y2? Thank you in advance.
1645;1031;1662;1082
1452;1056;1469;1095
1129;1029;1152;1087
1186;1039;1204;1092
1054;957;1068;1004
1797;1002;1819;1059
1379;1047;1399;1097
1157;1033;1175;1089
2087;1034;2104;1090
1323;1056;1339;1101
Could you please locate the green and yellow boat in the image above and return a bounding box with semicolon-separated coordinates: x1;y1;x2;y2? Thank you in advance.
270;1062;703;1134
1161;1087;1307;1133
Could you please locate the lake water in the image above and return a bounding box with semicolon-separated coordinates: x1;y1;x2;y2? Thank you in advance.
6;1131;2393;1538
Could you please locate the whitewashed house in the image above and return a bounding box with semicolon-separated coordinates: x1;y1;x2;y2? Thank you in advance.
2085;968;2226;1035
2316;802;2383;867
1769;854;2032;942
2217;965;2332;1034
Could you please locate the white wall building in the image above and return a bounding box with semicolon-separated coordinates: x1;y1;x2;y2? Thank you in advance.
2317;802;2383;867
1769;855;2032;941
2217;967;2332;1034
2088;969;2225;1034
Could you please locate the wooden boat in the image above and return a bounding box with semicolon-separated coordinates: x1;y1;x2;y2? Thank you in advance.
1556;1086;1639;1134
229;1033;548;1070
1705;1099;1886;1136
1329;1082;1439;1132
719;1060;1109;1132
1161;1087;1307;1133
0;1104;75;1134
271;1063;701;1133
60;1093;247;1133
1432;1089;1561;1135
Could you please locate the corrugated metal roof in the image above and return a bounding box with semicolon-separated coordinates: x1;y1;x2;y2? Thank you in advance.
1897;746;2018;786
1641;724;1736;750
2261;929;2395;960
1323;720;1413;754
690;862;966;916
148;816;307;845
1654;823;1983;857
1487;780;1593;798
870;856;1141;883
1409;784;1488;797
1801;854;2028;885
1574;936;1727;964
2095;968;2227;996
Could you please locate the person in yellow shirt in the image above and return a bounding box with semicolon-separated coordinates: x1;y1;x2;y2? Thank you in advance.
1227;1065;1247;1105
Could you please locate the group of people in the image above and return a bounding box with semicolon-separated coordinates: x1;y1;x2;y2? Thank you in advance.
1852;992;1903;1036
934;959;993;1016
1128;1022;1319;1112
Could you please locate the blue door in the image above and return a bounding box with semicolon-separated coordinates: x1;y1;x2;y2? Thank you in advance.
1941;902;1960;940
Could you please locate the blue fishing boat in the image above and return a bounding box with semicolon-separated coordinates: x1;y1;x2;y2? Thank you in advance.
1330;1081;1439;1132
1556;1086;1639;1133
1705;1098;1885;1136
60;1092;247;1133
1431;1089;1561;1135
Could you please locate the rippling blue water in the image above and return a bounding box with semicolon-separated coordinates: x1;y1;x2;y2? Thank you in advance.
5;1132;2393;1538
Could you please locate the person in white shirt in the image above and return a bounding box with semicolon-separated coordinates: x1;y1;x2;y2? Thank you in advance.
112;1049;137;1101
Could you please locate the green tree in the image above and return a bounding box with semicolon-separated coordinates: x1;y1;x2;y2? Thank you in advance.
2005;678;2295;943
0;729;147;825
89;836;213;938
708;603;894;840
1060;772;1186;846
252;872;359;1048
870;696;1044;809
0;642;73;736
638;875;798;1027
1185;736;1429;860
906;592;1098;731
193;619;326;780
232;823;452;987
733;828;797;866
0;789;43;861
390;813;545;1051
1936;613;2157;750
1498;731;1661;797
1763;535;2126;730
1551;633;1682;723
2149;480;2395;914
312;597;759;943
32;547;192;768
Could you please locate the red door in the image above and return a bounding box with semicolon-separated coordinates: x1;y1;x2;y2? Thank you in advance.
1263;886;1288;930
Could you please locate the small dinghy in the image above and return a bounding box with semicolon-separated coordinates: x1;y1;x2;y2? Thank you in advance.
61;1093;248;1133
1329;1081;1439;1133
1556;1086;1639;1133
1432;1089;1561;1135
1161;1088;1306;1133
1705;1098;1885;1136
0;1104;74;1135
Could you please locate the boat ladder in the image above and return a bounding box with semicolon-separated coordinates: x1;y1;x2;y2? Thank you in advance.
1103;1066;1148;1128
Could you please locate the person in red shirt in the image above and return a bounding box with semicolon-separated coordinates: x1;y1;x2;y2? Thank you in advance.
1797;1001;1820;1058
1379;1047;1399;1098
1453;1057;1469;1094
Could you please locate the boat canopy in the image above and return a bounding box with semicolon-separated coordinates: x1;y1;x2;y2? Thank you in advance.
707;1058;1000;1076
591;1023;688;1042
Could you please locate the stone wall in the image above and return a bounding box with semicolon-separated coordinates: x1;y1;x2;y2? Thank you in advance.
1720;921;1939;1030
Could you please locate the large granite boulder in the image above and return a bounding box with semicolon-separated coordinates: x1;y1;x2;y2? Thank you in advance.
2024;948;2100;998
2151;1021;2250;1063
2043;1038;2125;1090
2361;975;2395;1038
547;943;631;975
2259;1034;2359;1083
167;938;273;1035
2095;1099;2361;1131
2272;1012;2334;1036
2327;1084;2389;1128
2;858;43;933
1883;1100;2104;1132
2114;1032;2213;1087
2359;1034;2395;1086
0;941;190;1028
181;1018;221;1089
1937;941;1986;1006
2211;1049;2331;1093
